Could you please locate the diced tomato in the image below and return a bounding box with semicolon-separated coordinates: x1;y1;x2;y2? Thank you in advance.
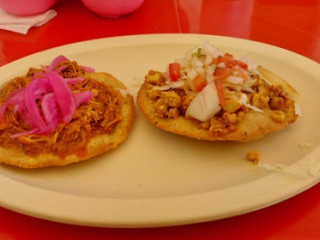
240;105;248;111
192;74;207;91
224;53;233;58
168;62;181;82
221;53;234;67
210;57;220;65
210;53;248;70
214;78;225;106
214;67;231;79
233;60;248;69
210;54;232;66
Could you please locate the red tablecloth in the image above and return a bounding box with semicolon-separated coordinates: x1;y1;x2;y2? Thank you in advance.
1;0;320;239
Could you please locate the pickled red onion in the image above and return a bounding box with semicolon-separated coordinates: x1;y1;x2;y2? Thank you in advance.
10;129;38;138
65;77;84;85
49;55;69;71
41;93;60;131
0;102;8;122
0;88;24;116
0;55;95;137
74;91;95;107
82;66;95;72
24;79;48;131
49;55;95;73
44;68;76;124
32;77;52;98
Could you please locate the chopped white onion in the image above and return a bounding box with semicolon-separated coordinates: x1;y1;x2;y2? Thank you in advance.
233;64;248;74
118;89;129;97
206;65;216;83
201;41;224;58
294;103;302;116
185;68;198;90
191;56;204;68
186;82;221;122
240;55;258;71
239;94;264;113
217;62;226;68
226;76;244;84
196;67;205;75
187;68;198;81
204;54;213;65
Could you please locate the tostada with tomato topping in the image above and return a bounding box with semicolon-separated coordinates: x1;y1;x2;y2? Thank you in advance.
137;41;300;141
0;56;135;168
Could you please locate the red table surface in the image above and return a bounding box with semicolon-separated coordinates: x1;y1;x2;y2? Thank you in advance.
1;0;320;239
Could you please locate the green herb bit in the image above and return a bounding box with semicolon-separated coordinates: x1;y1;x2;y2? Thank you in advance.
191;48;205;59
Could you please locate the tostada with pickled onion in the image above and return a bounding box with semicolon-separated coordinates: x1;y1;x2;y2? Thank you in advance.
137;41;300;142
0;56;135;168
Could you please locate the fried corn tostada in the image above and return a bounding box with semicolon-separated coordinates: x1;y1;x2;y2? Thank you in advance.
0;56;135;168
137;41;300;142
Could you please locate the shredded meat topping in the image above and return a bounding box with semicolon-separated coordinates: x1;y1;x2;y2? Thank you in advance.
0;61;123;158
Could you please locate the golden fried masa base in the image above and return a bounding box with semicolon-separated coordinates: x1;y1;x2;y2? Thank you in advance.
137;66;298;142
0;72;135;168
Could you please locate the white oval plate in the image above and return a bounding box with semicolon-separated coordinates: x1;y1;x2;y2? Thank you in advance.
0;34;320;228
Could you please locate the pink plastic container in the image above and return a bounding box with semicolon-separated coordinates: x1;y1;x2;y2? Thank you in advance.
81;0;144;18
0;0;57;16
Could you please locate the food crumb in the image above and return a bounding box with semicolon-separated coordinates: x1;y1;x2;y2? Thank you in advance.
246;150;261;164
132;77;142;88
299;141;313;149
